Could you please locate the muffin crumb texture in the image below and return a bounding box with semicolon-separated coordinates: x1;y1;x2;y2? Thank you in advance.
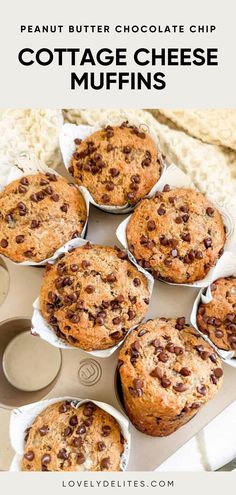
69;122;161;206
197;277;236;352
126;187;225;283
40;244;150;350
118;318;223;436
0;173;87;262
22;401;125;471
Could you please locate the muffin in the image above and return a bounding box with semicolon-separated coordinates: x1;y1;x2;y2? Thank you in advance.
118;317;223;436
0;173;87;262
22;400;126;471
197;277;236;352
68;121;161;206
40;243;150;350
126;186;225;284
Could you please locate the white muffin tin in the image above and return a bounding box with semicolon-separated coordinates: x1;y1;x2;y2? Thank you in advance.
0;167;235;471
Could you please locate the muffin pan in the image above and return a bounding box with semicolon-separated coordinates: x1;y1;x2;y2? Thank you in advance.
0;169;236;471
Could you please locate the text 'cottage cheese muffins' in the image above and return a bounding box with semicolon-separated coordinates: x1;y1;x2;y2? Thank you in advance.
68;121;162;207
197;277;236;352
126;185;226;284
40;243;150;351
22;400;126;471
0;173;87;263
118;317;223;436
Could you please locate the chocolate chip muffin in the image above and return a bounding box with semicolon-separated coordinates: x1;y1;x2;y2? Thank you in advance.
40;243;150;350
126;186;225;284
197;277;236;352
118;317;223;436
21;400;126;471
68;121;161;207
0;173;87;263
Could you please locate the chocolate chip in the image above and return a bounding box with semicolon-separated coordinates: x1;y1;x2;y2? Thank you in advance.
173;383;188;392
123;145;131;153
18;185;27;193
158;352;168;362
41;454;51;464
57;448;68;460
131;174;141;184
142;158;151;167
0;239;8;248
40;178;49;186
85;285;94;294
74;138;82;145
133;378;144;389
38;425;49;436
166;343;175;353
72;437;83;448
20;177;29;186
180;205;189;213
210;374;218;385
102;425;111;437
197;385;207;395
147;220;156;231
15;235;24;244
133;277;141;287
51;193;60;202
138;328;147;337
110;168;120;177
97;441;106;452
174;346;183;356
69;415;78;426
24;451;35;461
64;426;73;437
180;367;191;376
100;457;110;470
181;232;191;242
195;251;203;259
191;402;200;410
45;186;53;195
215;330;224;338
204;238;212;249
107;143;113;152
175;216;183;224
210;354;217;363
127;192;136;202
164;258;172;267
106;181;115;191
46;172;57;182
182;214;189;223
200;351;210;360
150;367;162;379
214;368;223;378
76;424;86;435
101;194;110;203
31;220;40;229
107;273;117;283
77;453;85;465
157;206;166;215
112;317;121;325
206;207;214;217
59;402;70;415
161;377;171;388
160;235;169;246
175;317;186;330
70;264;79;272
163;184;171;192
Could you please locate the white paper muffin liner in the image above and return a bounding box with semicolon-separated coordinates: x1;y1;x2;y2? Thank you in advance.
190;251;236;367
0;155;90;266
116;164;236;288
59;122;166;214
9;396;131;472
31;237;154;358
